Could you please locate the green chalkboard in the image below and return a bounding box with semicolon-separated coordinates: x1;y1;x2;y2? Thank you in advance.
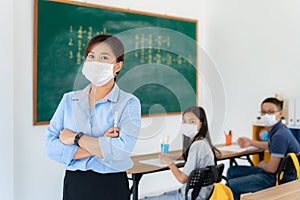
34;0;197;124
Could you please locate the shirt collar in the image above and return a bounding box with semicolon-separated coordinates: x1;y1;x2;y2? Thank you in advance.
71;85;90;102
269;120;283;137
105;83;119;103
72;83;119;103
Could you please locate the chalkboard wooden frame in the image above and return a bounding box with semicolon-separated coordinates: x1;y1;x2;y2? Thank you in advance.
33;0;198;125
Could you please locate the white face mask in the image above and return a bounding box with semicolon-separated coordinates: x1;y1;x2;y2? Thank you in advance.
261;114;278;127
180;124;198;138
82;61;115;86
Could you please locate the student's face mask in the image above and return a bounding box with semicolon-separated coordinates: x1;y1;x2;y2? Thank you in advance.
261;114;278;127
180;124;198;138
82;61;114;86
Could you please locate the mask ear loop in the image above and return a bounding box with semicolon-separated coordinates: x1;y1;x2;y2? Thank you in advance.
113;61;123;77
113;63;119;81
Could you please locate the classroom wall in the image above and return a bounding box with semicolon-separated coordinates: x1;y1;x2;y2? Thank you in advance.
204;0;300;136
0;1;14;199
2;0;300;199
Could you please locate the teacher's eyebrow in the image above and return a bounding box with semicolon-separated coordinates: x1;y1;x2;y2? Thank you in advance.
99;52;111;56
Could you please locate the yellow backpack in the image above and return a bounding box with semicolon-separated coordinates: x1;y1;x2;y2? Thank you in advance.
276;152;300;186
209;182;234;200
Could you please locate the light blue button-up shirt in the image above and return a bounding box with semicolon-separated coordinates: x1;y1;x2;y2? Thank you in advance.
45;84;141;173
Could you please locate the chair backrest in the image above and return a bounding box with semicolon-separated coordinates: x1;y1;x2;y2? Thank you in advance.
276;152;300;186
185;163;224;200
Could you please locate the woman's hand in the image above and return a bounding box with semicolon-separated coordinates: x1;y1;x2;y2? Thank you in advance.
159;153;173;166
59;128;76;145
103;127;120;138
237;137;252;148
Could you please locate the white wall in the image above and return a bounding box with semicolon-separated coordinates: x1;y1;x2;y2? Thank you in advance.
204;0;300;138
12;1;65;199
3;0;300;199
0;1;14;199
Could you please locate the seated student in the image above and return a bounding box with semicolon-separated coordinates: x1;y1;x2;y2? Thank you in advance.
227;97;300;200
141;106;221;200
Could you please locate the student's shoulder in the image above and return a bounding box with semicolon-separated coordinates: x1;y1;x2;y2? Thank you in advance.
273;127;291;140
190;139;210;149
192;139;206;145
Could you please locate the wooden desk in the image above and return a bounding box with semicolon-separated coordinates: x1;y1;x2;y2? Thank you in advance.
127;145;264;200
241;180;300;200
216;144;265;166
127;150;183;200
127;150;183;175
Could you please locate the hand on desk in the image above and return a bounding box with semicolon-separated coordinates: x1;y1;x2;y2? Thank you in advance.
159;153;174;166
237;137;252;148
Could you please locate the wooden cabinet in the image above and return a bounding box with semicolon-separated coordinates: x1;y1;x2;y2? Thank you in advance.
252;124;270;165
252;124;300;165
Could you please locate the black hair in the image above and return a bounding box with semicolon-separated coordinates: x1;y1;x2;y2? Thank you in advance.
85;34;124;63
261;97;284;110
182;106;221;164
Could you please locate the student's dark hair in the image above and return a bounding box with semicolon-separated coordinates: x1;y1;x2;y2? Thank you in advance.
182;106;222;164
85;34;124;80
261;97;284;111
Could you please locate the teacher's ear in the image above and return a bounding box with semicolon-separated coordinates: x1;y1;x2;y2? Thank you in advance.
114;61;123;74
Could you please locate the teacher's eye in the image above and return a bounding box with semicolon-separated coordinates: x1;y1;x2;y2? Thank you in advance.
87;53;94;59
100;56;109;60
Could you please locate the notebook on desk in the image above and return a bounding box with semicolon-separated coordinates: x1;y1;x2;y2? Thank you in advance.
217;144;258;153
139;158;185;167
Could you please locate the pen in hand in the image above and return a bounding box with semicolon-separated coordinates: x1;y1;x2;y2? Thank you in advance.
114;111;118;134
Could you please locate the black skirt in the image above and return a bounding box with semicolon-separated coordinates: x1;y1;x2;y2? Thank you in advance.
63;170;130;200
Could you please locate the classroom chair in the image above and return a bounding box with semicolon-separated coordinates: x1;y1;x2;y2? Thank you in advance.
276;152;300;186
185;163;233;200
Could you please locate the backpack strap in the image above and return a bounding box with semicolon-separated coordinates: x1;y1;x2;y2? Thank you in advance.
289;153;300;179
276;152;300;186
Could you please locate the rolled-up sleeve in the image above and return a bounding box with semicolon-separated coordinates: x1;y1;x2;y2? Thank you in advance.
45;94;78;166
98;96;141;169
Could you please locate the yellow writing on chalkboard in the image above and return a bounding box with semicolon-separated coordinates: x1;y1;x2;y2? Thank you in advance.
68;25;108;64
67;25;193;66
34;0;197;124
